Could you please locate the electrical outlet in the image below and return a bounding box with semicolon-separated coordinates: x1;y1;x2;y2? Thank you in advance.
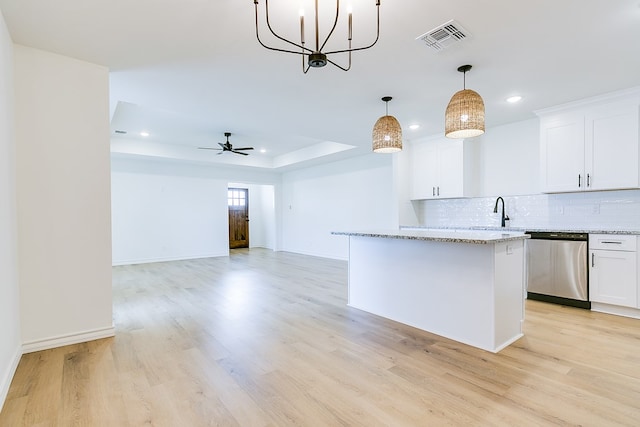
592;204;600;214
558;206;564;215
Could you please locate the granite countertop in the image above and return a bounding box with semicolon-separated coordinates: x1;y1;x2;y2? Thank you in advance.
400;225;640;235
331;229;529;244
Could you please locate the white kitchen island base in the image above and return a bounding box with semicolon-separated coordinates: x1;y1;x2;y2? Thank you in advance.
344;232;526;353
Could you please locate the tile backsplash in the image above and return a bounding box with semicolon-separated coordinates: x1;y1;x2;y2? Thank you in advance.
418;189;640;231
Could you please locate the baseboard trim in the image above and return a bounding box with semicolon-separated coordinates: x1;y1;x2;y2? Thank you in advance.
0;345;22;412
112;252;229;266
21;326;116;354
591;302;640;320
278;248;348;261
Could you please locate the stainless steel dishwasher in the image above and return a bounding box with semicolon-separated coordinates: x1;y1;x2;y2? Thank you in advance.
525;231;590;309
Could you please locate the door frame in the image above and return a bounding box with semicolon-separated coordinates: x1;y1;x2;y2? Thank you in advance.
228;187;249;249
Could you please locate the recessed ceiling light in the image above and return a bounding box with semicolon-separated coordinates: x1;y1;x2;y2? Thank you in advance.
140;131;150;137
260;149;267;154
506;95;522;103
409;124;420;130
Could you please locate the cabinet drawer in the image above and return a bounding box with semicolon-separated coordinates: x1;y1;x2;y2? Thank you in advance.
589;234;637;251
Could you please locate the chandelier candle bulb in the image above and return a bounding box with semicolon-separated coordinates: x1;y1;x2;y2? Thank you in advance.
300;12;305;44
314;0;319;48
348;8;353;40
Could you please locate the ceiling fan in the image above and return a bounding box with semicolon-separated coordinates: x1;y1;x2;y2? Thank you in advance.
198;132;254;156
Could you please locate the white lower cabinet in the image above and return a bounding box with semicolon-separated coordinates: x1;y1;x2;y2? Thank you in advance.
589;234;638;308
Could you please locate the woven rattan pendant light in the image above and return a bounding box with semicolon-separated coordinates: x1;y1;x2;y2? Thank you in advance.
445;65;485;139
372;96;402;153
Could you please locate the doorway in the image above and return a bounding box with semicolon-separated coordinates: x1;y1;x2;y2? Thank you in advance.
228;188;249;249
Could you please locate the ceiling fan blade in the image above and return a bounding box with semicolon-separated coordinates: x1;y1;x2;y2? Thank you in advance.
217;151;224;155
198;147;222;150
233;147;254;151
218;142;226;149
231;150;249;156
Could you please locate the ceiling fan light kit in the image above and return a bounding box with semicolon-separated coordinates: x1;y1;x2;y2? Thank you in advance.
445;64;485;139
372;96;402;153
253;0;381;73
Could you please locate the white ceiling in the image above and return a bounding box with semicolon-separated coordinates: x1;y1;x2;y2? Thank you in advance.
2;0;640;170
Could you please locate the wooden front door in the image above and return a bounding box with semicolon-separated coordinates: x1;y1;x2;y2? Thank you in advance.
228;188;249;249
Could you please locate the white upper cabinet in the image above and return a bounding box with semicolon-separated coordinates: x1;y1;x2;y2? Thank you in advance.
411;140;440;200
586;102;640;191
540;111;585;192
410;137;477;200
437;141;465;199
539;95;640;193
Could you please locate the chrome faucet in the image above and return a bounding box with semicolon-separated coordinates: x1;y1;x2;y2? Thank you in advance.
493;197;510;228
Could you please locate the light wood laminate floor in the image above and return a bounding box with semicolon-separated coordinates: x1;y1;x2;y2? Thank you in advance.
2;248;640;426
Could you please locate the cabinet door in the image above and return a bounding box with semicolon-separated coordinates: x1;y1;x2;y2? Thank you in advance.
540;112;585;193
437;139;464;198
411;141;439;199
590;250;637;307
586;103;640;191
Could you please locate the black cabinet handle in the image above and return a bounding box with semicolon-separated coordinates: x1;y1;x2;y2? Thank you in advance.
578;174;582;188
587;174;591;187
592;253;595;267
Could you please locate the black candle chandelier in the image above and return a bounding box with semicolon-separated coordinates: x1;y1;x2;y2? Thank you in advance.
253;0;381;73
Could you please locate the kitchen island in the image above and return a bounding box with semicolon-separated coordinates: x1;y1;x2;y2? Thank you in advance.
332;229;529;353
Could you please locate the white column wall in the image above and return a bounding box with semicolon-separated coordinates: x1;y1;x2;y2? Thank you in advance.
258;184;276;249
0;10;20;410
281;153;395;260
15;46;114;349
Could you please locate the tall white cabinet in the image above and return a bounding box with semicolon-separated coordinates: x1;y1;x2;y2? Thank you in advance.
538;93;640;193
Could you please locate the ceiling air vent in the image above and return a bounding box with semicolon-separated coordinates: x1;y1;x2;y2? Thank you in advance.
416;20;470;52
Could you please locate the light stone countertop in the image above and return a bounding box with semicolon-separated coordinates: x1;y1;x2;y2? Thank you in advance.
331;229;530;244
400;225;640;235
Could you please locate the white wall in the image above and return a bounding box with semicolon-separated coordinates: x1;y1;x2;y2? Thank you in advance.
111;157;280;265
112;170;229;264
257;185;276;249
281;153;395;260
475;118;540;196
15;46;114;350
0;10;20;410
